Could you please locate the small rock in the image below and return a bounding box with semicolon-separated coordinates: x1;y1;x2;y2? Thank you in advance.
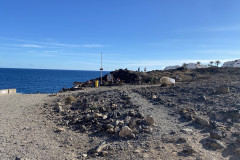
146;115;155;125
210;130;224;140
93;113;103;118
136;112;144;119
15;158;30;160
81;125;87;132
91;142;108;153
103;115;108;119
119;126;133;138
205;139;225;149
235;148;240;154
106;124;114;129
111;103;118;108
54;127;65;133
55;103;64;112
82;154;87;158
128;110;136;117
215;85;230;94
124;116;132;124
181;128;193;134
198;95;207;101
133;149;141;153
195;117;210;127
129;118;140;129
180;145;195;155
100;151;108;156
163;136;177;143
175;137;187;143
114;126;121;132
143;127;153;133
107;128;115;133
152;94;157;99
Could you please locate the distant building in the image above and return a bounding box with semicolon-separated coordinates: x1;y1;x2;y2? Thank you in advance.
164;65;181;70
164;63;207;70
222;59;240;68
186;63;207;69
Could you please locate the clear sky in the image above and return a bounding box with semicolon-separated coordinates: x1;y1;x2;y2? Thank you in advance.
0;0;240;71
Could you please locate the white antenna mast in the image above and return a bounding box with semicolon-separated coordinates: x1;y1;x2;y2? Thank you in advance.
100;52;103;85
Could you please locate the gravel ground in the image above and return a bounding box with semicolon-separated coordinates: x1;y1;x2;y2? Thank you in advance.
0;94;78;160
0;73;239;160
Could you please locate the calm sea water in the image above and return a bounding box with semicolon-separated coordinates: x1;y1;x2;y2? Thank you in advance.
0;68;109;94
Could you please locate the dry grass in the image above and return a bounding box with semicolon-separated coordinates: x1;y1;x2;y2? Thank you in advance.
65;95;76;104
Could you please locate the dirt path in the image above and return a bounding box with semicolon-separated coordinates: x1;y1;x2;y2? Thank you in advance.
0;94;76;160
118;85;182;136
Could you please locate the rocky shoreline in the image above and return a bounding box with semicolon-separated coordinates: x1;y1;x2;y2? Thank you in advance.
1;67;240;159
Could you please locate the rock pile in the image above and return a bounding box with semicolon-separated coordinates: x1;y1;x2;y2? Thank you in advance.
52;90;155;140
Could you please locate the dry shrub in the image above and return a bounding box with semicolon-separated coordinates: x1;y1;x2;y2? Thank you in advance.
65;95;76;104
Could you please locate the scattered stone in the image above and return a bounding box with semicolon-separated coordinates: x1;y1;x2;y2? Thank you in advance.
181;128;193;134
195;117;210;127
54;127;65;133
91;142;108;153
197;95;207;101
124;116;132;124
119;126;133;138
82;154;88;158
215;85;230;94
136;112;144;119
143;127;153;133
133;149;141;153
15;158;30;160
100;151;108;156
106;124;114;129
93;113;103;118
55;102;64;112
152;94;157;99
175;137;187;143
163;136;177;143
179;145;195;156
235;148;240;154
210;130;224;140
146;115;155;125
205;139;226;149
129;118;139;129
103;115;108;119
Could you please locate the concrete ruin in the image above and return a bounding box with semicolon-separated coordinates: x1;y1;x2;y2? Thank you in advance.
0;89;17;95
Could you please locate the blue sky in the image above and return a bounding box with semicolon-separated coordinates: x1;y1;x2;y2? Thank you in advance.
0;0;240;71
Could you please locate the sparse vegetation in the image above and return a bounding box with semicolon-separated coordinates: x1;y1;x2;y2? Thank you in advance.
215;60;221;67
182;63;188;69
65;95;76;104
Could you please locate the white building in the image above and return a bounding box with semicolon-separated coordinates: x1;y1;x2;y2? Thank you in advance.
222;59;240;68
164;65;181;70
186;63;197;69
186;63;207;69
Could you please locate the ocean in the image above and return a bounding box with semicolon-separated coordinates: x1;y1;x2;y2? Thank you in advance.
0;68;109;94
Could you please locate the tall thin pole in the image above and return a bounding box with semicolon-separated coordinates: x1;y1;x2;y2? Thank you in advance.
100;52;103;85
